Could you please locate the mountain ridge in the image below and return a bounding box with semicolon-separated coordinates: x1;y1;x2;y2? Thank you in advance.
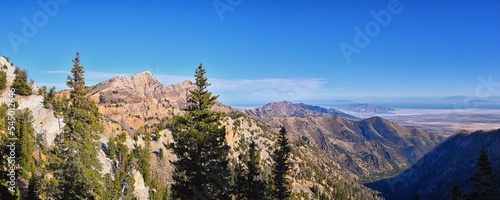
262;115;444;179
245;100;359;120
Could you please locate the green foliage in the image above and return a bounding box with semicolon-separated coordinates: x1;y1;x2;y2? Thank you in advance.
0;103;8;134
52;93;66;116
50;52;104;199
158;148;164;160
11;69;32;96
149;174;171;200
103;138;137;200
15;108;35;179
234;140;265;200
38;86;47;96
186;64;218;111
468;148;495;200
27;174;42;200
2;64;7;70
171;64;231;200
0;70;7;92
138;131;152;184
269;127;292;199
42;86;56;109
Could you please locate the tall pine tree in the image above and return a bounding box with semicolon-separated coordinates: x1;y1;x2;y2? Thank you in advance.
234;140;264;200
246;140;264;199
170;64;231;200
469;148;495;200
50;52;104;199
15;108;35;179
270;127;292;199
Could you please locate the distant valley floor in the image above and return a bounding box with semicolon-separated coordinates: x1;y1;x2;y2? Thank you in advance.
337;108;500;136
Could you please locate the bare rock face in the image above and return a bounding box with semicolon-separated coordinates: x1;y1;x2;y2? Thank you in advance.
132;169;149;200
17;96;65;146
0;56;64;146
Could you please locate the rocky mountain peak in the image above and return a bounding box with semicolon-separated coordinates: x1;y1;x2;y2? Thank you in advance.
109;71;160;87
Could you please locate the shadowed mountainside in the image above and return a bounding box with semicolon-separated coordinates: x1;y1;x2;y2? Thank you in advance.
367;129;500;200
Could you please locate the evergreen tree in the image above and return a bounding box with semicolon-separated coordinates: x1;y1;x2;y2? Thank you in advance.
235;140;265;200
0;104;19;200
27;174;42;200
104;134;136;200
43;86;56;109
247;140;264;199
270;127;292;200
50;52;104;199
186;64;219;112
15;108;35;179
469;148;495;200
170;64;231;200
138;131;152;185
0;70;7;91
451;179;463;200
234;155;248;199
11;69;32;96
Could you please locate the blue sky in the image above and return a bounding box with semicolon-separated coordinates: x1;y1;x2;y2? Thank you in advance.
0;0;499;105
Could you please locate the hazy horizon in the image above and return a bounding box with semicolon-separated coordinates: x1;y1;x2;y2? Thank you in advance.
1;1;499;105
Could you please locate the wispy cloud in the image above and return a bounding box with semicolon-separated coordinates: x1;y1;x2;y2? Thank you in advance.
155;74;194;86
46;70;127;79
207;78;342;104
45;70;70;74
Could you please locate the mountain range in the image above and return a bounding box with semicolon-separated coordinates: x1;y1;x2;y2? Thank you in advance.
1;55;499;199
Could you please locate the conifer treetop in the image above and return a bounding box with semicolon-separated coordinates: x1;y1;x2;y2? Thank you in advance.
187;64;219;111
67;52;89;97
